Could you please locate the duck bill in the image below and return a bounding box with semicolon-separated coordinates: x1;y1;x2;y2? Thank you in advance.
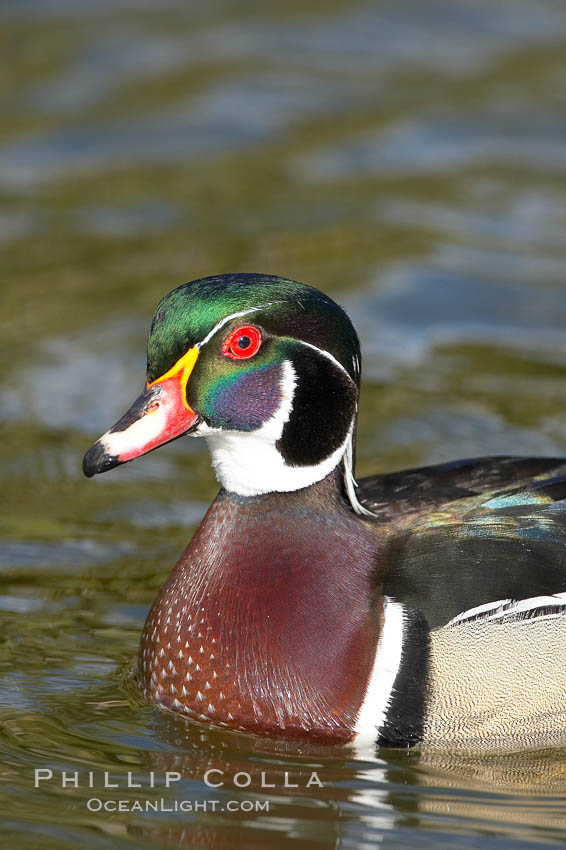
83;347;201;477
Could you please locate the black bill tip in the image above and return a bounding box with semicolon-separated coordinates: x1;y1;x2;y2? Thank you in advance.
82;441;121;478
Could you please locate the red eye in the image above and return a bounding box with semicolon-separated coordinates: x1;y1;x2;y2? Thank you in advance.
222;325;262;361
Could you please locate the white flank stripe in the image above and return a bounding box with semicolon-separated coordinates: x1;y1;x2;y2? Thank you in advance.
449;592;566;626
354;599;404;745
448;598;512;625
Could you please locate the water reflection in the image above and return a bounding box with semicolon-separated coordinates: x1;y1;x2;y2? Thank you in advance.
21;708;566;849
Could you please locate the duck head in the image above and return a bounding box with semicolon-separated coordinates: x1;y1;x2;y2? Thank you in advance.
83;273;368;510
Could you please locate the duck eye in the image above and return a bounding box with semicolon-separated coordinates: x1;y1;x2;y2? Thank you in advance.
222;325;262;361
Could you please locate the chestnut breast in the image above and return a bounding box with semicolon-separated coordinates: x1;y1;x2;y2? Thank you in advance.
139;483;382;741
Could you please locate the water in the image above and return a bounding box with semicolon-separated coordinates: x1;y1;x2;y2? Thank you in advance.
2;0;566;846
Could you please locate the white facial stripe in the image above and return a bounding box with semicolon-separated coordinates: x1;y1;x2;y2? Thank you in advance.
354;599;404;745
296;339;354;383
197;303;281;348
198;308;356;389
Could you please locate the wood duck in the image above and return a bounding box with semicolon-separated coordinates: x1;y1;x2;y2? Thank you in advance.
83;274;566;750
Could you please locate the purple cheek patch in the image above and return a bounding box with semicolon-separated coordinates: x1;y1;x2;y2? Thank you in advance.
212;363;283;430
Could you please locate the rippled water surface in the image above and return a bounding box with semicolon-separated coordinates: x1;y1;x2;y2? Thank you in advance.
3;1;566;847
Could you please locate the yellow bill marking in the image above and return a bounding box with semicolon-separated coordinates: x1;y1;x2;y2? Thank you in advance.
147;346;199;411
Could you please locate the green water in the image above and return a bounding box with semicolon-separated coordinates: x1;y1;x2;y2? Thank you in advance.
3;1;566;846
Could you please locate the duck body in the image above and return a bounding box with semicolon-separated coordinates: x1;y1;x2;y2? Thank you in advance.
140;472;382;743
84;274;566;749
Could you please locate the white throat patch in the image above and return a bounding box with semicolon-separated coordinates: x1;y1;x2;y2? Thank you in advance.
193;326;372;513
199;359;353;496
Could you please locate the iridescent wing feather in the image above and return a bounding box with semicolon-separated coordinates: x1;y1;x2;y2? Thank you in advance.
358;457;566;627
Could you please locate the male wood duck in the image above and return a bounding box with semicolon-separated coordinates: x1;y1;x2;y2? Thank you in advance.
84;274;566;750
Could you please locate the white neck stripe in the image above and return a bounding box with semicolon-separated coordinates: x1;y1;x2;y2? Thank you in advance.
295;341;373;515
343;430;374;517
